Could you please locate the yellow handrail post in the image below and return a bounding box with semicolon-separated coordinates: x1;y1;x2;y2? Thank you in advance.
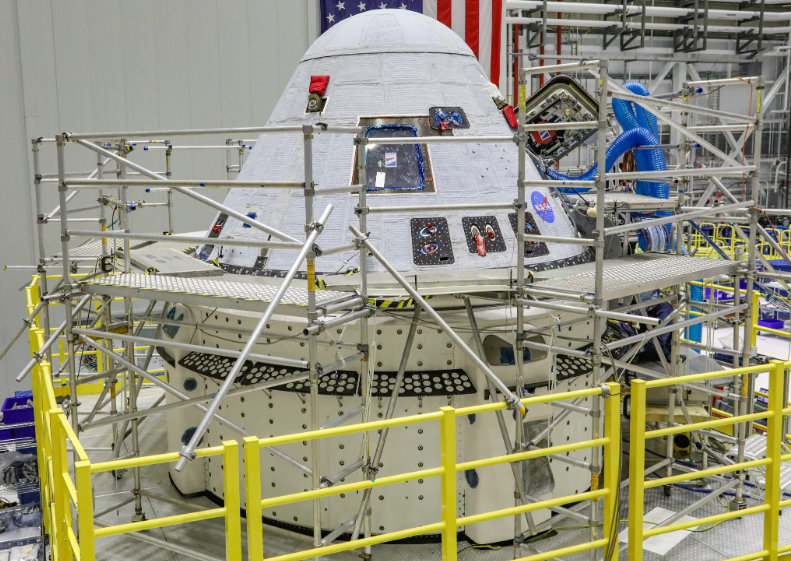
244;436;264;561
628;379;647;561
49;411;71;561
751;292;759;348
29;336;50;532
223;440;243;560
75;459;95;561
439;406;457;561
764;361;784;560
603;383;621;559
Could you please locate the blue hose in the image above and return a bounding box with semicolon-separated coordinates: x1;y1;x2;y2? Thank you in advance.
547;82;669;201
546;127;662;190
618;82;669;202
548;82;700;342
616;84;702;340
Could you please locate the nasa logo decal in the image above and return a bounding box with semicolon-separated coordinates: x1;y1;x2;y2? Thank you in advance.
531;191;555;223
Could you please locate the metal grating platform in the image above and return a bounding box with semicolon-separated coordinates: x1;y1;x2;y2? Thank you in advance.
580;192;678;211
726;433;791;492
79;273;351;312
530;254;738;299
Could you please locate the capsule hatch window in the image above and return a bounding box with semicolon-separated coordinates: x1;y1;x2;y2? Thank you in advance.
353;116;446;193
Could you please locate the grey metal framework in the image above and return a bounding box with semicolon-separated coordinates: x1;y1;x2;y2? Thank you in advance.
10;58;791;561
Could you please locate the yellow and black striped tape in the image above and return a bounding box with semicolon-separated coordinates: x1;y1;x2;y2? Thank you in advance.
315;267;432;308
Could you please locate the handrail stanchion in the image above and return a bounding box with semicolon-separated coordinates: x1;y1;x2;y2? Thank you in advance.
764;361;784;560
628;379;648;561
602;383;621;560
75;459;95;561
751;292;759;348
49;410;71;561
223;440;243;560
439;406;457;561
244;436;264;561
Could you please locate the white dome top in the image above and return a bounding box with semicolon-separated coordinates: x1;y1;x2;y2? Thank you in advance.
302;9;475;61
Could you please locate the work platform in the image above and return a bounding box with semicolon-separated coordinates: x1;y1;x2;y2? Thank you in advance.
529;254;740;299
79;253;743;309
79;273;350;312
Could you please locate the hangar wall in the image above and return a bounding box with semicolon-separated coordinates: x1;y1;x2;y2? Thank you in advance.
0;0;319;395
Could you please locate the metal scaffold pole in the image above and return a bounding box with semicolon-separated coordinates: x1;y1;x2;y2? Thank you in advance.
514;64;538;549
116;140;145;522
355;131;374;559
31;139;54;366
55;134;81;434
588;59;609;558
302;124;323;551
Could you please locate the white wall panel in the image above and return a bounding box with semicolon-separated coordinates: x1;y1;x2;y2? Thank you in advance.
0;1;39;399
0;0;317;395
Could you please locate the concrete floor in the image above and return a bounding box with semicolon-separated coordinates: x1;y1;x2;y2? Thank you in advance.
64;329;791;560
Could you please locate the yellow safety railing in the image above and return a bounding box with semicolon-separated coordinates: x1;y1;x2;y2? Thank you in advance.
22;268;791;561
74;443;243;561
687;280;759;348
688;223;791;262
25;279;244;561
25;275;622;561
243;384;622;561
628;360;791;561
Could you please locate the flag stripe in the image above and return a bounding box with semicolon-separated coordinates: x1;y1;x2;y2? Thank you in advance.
465;0;480;58
319;0;504;86
437;0;452;26
422;0;438;18
478;0;491;81
451;0;466;41
490;0;502;85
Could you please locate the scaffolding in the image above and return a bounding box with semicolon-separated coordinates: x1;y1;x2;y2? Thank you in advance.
10;59;791;560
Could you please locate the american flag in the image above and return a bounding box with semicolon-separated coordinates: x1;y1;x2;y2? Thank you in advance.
319;0;504;86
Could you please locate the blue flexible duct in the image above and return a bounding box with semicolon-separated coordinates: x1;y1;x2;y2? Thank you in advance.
617;84;702;341
547;81;702;342
545;127;662;190
547;82;669;201
618;82;669;202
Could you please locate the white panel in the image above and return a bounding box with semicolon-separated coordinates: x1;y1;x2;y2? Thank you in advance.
247;0;284;124
0;1;36;395
51;1;96;132
120;2;161;130
153;1;192;130
85;2;127;132
217;3;253;127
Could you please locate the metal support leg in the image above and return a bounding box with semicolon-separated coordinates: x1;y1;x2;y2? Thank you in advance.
352;131;374;557
588;60;609;558
302;125;322;551
515;65;529;551
31;139;54;365
55;135;81;435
